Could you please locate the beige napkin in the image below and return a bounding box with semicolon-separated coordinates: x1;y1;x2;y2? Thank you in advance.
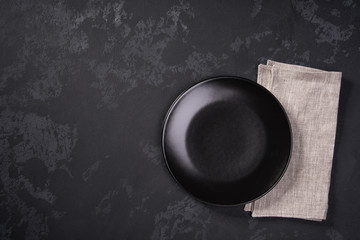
244;60;341;221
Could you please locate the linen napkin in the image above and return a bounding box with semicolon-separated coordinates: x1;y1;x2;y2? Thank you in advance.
244;60;342;221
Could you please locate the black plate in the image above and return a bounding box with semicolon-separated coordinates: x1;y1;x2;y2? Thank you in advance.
162;76;292;205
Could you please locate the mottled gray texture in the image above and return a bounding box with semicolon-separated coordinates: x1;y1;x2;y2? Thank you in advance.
1;0;360;239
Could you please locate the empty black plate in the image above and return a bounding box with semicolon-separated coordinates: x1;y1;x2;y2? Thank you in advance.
162;76;292;205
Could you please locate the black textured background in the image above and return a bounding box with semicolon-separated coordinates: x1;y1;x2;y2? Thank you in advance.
1;0;360;239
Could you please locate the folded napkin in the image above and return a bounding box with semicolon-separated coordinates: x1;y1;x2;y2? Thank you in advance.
244;60;342;221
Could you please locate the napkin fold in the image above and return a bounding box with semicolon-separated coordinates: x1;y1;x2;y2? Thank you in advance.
244;60;341;221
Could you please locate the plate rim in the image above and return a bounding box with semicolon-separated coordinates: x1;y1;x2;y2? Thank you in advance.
161;76;293;206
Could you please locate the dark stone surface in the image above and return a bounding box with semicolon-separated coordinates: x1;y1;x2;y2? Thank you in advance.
1;0;359;239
